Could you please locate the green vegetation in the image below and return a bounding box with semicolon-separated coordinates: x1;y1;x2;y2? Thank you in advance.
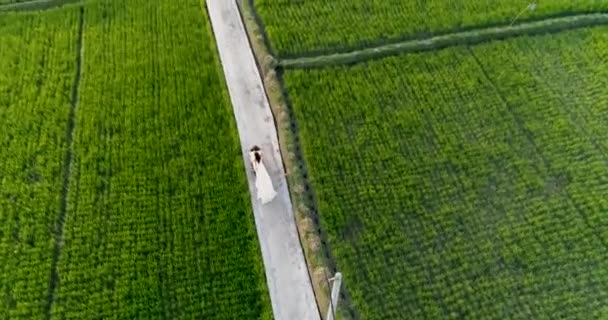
50;0;271;318
278;13;608;69
0;0;27;4
0;0;82;13
254;0;608;57
282;26;608;319
0;8;79;319
1;0;272;318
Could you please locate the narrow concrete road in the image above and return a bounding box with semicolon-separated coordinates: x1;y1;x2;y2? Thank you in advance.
206;1;321;319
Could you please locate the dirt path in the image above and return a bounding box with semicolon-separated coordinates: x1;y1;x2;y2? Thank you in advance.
0;0;81;12
206;1;321;319
278;12;608;69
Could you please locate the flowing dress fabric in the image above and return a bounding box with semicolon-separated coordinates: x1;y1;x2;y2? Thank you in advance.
255;161;277;204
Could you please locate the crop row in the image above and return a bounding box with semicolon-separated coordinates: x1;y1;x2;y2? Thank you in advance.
46;0;272;319
471;28;608;249
0;0;272;318
254;0;608;57
282;26;608;319
0;8;79;319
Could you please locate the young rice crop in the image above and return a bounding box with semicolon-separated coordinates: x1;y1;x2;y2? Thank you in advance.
0;0;273;318
254;0;608;57
282;25;608;319
0;8;79;319
50;0;272;318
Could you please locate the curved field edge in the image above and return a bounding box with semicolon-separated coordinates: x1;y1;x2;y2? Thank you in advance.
280;26;608;319
0;0;80;12
279;12;608;69
237;0;357;319
253;0;608;58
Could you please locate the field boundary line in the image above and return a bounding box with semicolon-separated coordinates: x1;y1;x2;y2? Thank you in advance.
238;0;358;319
43;6;84;319
278;13;608;69
273;10;608;60
0;0;80;12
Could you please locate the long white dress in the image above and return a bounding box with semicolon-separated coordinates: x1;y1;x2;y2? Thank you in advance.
250;151;277;204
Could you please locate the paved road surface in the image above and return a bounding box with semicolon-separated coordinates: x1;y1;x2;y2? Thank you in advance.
206;1;321;319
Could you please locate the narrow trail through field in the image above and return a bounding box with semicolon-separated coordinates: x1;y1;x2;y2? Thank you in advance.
278;12;608;69
0;0;80;12
43;6;84;319
206;0;321;319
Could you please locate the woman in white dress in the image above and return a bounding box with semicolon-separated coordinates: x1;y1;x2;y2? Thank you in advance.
249;145;277;204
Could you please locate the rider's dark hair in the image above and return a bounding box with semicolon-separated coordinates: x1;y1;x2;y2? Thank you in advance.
254;152;261;162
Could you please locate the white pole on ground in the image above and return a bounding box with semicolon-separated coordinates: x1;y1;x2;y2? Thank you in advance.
510;1;537;27
326;272;342;320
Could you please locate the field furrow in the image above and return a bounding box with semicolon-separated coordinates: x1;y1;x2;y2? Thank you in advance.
0;7;80;319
